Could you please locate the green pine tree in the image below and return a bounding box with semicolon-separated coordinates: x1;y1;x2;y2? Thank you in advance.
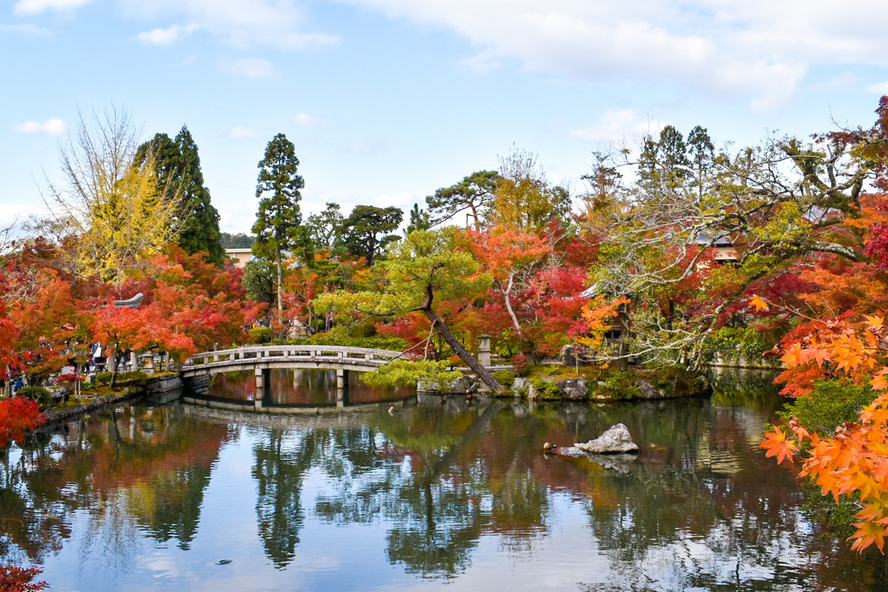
252;133;304;312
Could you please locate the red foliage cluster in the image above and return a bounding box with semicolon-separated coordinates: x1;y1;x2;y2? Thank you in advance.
0;397;44;449
0;564;48;592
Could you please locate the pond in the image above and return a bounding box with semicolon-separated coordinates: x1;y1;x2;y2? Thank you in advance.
0;368;885;591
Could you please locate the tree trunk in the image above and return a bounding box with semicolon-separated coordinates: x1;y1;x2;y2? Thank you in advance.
275;248;283;313
109;343;119;387
499;275;537;364
422;308;504;393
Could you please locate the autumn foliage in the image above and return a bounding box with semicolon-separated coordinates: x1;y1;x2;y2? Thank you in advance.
0;564;48;592
758;101;888;552
0;397;44;449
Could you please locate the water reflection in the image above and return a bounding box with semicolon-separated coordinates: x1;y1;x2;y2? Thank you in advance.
0;380;885;591
201;368;412;407
0;406;230;567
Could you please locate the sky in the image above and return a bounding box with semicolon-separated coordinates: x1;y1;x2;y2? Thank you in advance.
3;0;888;234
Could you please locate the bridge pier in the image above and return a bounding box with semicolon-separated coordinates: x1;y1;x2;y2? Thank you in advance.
255;368;269;409
336;369;349;408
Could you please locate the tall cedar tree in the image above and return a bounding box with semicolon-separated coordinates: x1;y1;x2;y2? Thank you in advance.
136;126;224;265
253;133;304;312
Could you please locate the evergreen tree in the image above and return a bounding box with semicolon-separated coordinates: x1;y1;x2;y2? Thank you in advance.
339;205;403;266
426;170;499;230
305;202;344;252
638;124;690;195
405;203;431;236
137;126;224;265
687;126;715;201
252;133;304;312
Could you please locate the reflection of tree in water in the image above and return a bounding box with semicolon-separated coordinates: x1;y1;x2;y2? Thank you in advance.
574;398;886;591
381;467;485;578
0;404;229;563
381;403;498;578
252;427;321;568
311;400;552;578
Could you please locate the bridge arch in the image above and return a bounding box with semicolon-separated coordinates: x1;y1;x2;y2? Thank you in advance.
180;344;404;376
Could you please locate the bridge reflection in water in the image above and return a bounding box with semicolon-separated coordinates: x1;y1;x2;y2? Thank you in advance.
184;367;413;413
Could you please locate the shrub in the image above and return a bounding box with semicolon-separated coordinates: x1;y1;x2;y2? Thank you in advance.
493;370;515;388
94;370;148;387
16;387;51;409
775;379;878;537
703;326;778;360
600;370;641;400
248;326;274;344
529;378;560;399
511;354;530;376
361;360;461;390
116;371;148;386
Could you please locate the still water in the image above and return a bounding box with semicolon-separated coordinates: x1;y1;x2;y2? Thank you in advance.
0;369;885;591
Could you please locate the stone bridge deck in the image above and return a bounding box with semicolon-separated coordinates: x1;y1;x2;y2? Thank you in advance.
180;345;404;377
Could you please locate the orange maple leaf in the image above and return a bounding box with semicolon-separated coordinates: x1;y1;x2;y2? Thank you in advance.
850;520;888;553
865;314;886;331
749;294;769;312
760;428;798;465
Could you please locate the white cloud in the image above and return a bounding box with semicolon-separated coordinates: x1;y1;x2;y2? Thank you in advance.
219;57;279;79
12;118;66;136
118;0;339;50
865;82;888;94
136;23;199;45
13;0;93;15
228;126;255;139
373;191;416;210
570;109;665;142
345;141;381;156
0;204;42;229
0;23;51;35
340;0;888;111
294;113;326;128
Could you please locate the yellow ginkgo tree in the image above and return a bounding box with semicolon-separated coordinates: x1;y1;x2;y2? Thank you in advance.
40;106;187;284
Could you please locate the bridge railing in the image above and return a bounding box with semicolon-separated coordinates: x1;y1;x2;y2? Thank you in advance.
182;345;404;370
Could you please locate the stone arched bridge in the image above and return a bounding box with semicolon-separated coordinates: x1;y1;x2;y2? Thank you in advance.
180;344;404;394
181;344;403;375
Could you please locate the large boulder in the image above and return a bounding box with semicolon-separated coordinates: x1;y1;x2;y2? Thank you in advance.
575;423;638;454
634;379;662;399
444;375;477;394
511;377;530;395
558;378;588;400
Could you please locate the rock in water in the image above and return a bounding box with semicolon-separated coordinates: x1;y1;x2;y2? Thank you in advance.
575;423;638;454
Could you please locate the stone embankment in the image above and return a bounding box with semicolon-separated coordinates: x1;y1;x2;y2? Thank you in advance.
419;373;710;401
40;375;183;428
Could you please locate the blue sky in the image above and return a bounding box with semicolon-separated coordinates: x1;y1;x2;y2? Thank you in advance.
3;0;888;234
